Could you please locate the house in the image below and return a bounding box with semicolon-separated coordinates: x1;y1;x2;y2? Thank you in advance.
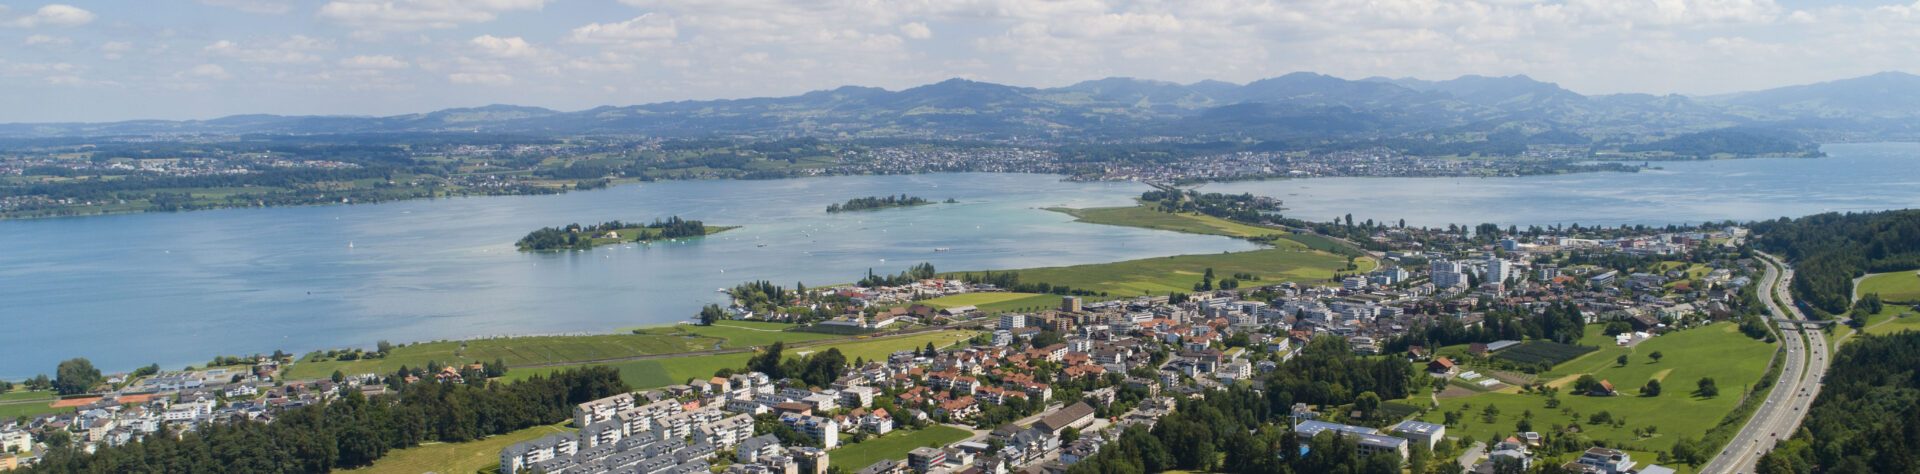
1033;402;1096;436
1589;380;1617;397
937;397;980;419
780;414;841;449
1566;447;1636;474
908;447;948;472
1292;420;1409;460
737;434;783;464
1426;357;1458;376
1390;420;1446;450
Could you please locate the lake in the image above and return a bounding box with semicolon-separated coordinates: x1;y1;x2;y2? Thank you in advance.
1;143;1917;378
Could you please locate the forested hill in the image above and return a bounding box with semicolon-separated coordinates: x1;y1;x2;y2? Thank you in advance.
6;72;1920;144
1752;209;1920;315
1755;332;1920;473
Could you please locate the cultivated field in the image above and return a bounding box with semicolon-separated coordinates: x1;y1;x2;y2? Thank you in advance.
285;332;720;380
504;330;979;389
968;248;1373;298
914;292;1061;313
1056;204;1299;241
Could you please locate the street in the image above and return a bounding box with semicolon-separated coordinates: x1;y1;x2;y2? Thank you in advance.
1699;253;1830;474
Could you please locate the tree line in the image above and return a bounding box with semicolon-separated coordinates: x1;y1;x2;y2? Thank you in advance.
1756;331;1920;473
515;216;711;251
1068;337;1417;474
1751;209;1920;315
827;194;932;213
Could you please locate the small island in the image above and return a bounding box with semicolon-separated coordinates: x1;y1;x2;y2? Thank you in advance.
826;194;954;213
516;216;735;251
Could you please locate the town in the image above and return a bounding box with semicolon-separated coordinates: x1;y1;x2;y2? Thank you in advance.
0;212;1811;474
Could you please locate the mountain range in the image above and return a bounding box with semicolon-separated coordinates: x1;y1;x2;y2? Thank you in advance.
7;71;1920;143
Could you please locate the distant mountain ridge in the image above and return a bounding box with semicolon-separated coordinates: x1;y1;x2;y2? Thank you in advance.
5;71;1918;142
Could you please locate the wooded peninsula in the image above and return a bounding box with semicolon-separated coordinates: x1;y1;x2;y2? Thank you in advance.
515;216;734;251
826;194;951;213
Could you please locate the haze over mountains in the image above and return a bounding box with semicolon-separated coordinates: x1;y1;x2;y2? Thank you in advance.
8;71;1920;142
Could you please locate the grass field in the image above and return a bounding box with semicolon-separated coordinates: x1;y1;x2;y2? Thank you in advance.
504;331;979;389
285;332;723;380
1859;271;1920;303
1052;204;1300;242
0;402;69;420
913;292;1061;314
343;422;570;474
948;248;1371;299
0;390;54;403
1419;323;1772;454
828;426;973;470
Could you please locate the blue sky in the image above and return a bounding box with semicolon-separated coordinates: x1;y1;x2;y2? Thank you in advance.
2;0;1916;122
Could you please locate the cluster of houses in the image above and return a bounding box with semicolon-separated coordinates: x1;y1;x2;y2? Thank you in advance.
0;361;387;469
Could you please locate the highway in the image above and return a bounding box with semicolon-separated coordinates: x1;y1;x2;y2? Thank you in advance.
1700;252;1830;474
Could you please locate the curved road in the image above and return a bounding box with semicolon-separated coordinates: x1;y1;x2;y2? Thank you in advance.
1701;253;1829;474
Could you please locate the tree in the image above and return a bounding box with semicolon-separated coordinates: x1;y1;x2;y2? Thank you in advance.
1572;374;1601;394
331;370;346;384
1617;354;1630;366
1355;391;1382;421
53;358;102;395
699;304;727;326
1650;351;1664;363
1061;426;1081;443
1642;379;1662;397
1696;377;1718;398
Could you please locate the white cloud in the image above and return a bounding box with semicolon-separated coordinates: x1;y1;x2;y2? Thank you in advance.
189;63;231;79
99;41;132;59
900;22;931;40
204;36;333;63
339;55;410;69
199;0;293;14
470;34;541;58
568;14;677;44
6;4;96;28
318;0;552;33
24;34;70;47
448;72;513;85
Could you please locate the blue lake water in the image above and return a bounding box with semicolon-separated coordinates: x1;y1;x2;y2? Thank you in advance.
1;143;1917;378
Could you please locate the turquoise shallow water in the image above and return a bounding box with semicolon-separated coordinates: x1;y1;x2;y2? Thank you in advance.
2;143;1916;377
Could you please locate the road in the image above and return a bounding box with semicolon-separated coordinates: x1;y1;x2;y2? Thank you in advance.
1700;252;1830;474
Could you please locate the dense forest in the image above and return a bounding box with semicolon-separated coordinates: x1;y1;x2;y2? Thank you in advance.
1619;128;1819;158
1067;337;1417;474
1752;209;1920;315
18;366;627;473
826;194;938;213
1756;332;1920;473
1140;190;1282;223
516;216;714;251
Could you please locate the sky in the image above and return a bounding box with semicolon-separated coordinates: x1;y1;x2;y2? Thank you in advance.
2;0;1917;123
